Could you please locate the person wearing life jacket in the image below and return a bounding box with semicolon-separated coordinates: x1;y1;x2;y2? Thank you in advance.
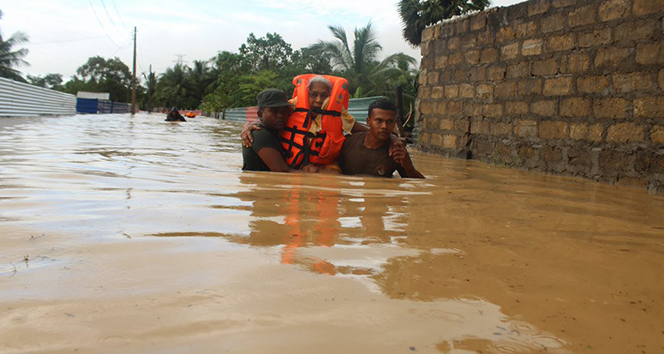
241;74;376;173
281;74;356;172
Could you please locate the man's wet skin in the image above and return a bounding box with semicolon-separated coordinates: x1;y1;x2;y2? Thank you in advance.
367;108;395;142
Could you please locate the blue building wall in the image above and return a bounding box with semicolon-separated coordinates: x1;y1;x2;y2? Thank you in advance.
76;98;130;114
76;98;98;114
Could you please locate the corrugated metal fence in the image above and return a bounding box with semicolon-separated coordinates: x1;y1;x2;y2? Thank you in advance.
0;77;76;117
77;98;130;114
219;96;380;124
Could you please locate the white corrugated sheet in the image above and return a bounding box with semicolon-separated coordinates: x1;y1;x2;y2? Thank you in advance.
76;91;110;100
0;77;76;117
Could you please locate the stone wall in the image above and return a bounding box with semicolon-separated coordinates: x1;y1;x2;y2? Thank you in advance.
417;0;664;193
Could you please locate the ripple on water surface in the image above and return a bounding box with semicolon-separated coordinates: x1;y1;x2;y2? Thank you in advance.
1;113;663;354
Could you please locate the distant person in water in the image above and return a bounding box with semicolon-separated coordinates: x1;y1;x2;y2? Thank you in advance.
165;106;186;122
242;89;293;172
339;98;424;179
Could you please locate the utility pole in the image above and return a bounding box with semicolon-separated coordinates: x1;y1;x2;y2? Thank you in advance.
131;26;137;115
148;64;153;113
174;54;187;66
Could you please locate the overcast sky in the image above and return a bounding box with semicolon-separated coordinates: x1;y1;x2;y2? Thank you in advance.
2;0;524;81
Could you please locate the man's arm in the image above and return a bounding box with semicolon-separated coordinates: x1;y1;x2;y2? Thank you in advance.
257;147;291;173
350;121;369;133
391;145;424;179
241;122;261;147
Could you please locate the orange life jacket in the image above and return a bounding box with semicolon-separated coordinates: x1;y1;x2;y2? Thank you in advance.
280;74;350;169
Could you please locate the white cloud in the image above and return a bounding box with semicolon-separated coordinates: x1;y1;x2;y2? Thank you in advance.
3;0;524;80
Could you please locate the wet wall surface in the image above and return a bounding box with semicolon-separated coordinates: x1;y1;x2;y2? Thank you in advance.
1;114;663;353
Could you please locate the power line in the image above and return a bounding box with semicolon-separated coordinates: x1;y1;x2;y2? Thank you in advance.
30;35;107;45
137;42;147;77
109;30;133;57
89;0;120;48
110;0;129;30
100;0;117;29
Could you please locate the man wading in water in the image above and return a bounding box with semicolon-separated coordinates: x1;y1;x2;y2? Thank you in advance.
165;106;186;122
242;89;294;172
339;98;424;179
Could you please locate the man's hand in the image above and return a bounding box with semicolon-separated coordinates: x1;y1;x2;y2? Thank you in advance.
391;144;425;179
241;122;260;148
391;144;414;169
388;134;405;157
301;164;321;173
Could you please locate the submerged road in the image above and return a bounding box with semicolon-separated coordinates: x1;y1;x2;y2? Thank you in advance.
1;113;663;354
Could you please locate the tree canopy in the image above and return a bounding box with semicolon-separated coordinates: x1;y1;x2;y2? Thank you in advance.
311;22;416;98
45;22;419;116
399;0;490;46
27;73;62;89
0;9;30;82
61;56;132;102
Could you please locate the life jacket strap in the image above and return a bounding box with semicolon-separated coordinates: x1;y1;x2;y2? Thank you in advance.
293;107;342;118
282;125;315;169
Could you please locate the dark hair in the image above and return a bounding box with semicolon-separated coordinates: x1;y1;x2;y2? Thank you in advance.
368;98;397;117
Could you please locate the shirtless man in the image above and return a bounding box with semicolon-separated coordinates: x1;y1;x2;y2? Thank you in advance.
339;98;424;178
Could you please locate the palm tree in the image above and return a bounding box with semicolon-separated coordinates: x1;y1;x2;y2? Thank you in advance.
365;53;417;97
156;64;196;109
311;22;416;97
399;0;491;46
0;11;29;82
189;60;217;107
142;69;157;112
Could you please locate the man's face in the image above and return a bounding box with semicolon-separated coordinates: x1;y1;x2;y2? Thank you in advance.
308;82;330;111
367;108;396;142
258;106;290;132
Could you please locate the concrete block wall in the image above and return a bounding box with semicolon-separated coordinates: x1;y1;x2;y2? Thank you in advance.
417;0;664;193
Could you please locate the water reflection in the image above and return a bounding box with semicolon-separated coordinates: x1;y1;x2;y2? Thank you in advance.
231;172;421;276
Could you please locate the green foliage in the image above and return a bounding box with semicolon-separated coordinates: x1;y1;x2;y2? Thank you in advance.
201;35;304;114
200;51;243;113
154;64;197;109
0;10;29;82
61;56;132;102
399;0;490;46
311;22;418;102
59;25;418;113
189;60;217;105
310;22;383;94
289;46;333;75
239;33;293;71
27;73;63;89
142;69;157;112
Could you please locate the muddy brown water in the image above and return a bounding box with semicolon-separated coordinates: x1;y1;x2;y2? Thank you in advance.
1;113;663;354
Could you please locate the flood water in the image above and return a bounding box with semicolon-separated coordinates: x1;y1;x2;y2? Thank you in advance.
1;113;663;354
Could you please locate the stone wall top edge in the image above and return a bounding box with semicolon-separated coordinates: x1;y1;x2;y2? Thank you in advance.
428;6;502;31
